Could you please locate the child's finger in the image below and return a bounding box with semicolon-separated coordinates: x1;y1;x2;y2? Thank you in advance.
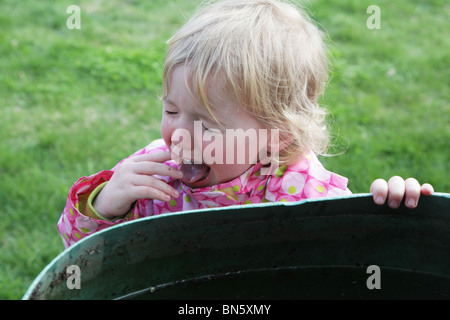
129;151;173;163
132;175;180;199
370;178;388;205
404;178;421;208
124;152;183;178
134;185;178;203
421;183;434;196
387;176;405;209
133;161;183;179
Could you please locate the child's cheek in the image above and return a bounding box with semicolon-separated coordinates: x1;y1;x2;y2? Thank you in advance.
202;130;225;165
160;118;172;148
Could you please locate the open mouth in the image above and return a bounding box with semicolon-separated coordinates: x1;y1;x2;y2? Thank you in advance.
179;160;211;186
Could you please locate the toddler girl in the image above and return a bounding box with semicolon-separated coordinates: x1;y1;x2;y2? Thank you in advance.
58;0;433;248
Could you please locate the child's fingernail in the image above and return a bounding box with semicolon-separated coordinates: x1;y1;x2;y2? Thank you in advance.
407;199;416;208
375;196;384;205
389;201;399;208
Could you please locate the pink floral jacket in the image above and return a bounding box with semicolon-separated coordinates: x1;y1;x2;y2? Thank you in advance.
57;139;351;248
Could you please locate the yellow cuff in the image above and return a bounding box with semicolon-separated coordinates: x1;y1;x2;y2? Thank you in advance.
86;182;126;222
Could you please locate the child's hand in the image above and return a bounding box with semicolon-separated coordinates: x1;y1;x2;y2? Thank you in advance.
92;152;184;220
370;176;434;209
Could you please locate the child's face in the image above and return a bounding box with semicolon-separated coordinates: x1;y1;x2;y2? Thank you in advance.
161;65;268;188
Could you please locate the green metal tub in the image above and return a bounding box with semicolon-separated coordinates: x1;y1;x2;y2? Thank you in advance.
23;193;450;299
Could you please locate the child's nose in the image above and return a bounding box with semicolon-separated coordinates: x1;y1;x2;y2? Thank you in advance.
171;127;193;149
170;126;202;162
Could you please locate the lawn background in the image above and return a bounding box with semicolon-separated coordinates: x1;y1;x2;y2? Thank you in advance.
0;0;448;299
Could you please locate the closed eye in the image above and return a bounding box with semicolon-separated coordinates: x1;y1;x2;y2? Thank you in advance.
164;110;178;115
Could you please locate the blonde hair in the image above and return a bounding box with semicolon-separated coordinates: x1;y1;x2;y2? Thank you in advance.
163;0;331;165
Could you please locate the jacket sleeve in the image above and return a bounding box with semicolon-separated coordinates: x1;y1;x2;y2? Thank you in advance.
57;139;169;248
57;170;138;248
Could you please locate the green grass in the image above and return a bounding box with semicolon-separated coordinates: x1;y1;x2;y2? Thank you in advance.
0;0;448;299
